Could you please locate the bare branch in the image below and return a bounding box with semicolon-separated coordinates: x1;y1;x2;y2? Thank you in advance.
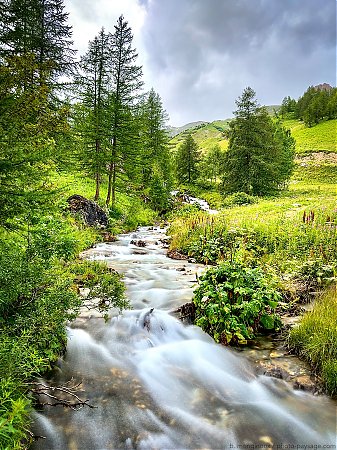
28;379;96;410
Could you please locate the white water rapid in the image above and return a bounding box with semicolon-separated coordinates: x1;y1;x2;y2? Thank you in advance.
32;227;336;450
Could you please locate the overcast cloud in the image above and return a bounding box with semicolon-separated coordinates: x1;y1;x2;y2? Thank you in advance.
65;0;336;126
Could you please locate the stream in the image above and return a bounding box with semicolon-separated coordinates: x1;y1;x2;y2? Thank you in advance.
32;226;336;450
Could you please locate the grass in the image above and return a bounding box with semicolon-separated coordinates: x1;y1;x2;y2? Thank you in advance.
288;286;337;396
281;119;337;153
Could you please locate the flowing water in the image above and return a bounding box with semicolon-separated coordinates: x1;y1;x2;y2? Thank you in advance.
32;226;336;450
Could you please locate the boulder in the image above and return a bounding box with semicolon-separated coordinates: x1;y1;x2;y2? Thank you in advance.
67;195;108;228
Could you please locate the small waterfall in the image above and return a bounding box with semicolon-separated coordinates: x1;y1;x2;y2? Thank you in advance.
31;226;336;449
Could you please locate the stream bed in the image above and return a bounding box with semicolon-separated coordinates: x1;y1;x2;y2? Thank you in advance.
32;226;336;449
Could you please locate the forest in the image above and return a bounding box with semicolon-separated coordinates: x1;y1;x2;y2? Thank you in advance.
0;0;336;448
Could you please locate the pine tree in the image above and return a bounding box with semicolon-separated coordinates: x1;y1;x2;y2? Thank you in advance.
140;88;172;209
0;0;74;222
175;134;200;184
222;87;295;195
106;15;143;206
200;144;225;183
0;0;75;86
74;28;111;200
0;54;69;224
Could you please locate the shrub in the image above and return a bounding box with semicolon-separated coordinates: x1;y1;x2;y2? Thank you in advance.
222;192;258;207
193;262;282;345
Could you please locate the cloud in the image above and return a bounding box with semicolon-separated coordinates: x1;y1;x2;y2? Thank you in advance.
65;0;336;125
140;0;336;124
64;0;147;57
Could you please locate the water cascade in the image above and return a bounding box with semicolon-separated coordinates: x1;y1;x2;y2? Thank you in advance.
32;227;336;449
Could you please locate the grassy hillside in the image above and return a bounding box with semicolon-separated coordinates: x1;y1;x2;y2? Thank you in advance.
281;119;337;153
170;117;337;155
170;119;230;153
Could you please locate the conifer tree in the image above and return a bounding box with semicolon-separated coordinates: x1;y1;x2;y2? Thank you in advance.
0;0;75;87
105;15;143;206
74;28;110;200
175;134;200;184
140;88;172;209
222;87;295;195
200;144;225;183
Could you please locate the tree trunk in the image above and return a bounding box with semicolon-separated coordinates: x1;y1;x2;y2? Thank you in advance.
94;138;101;201
106;140;117;207
94;172;100;201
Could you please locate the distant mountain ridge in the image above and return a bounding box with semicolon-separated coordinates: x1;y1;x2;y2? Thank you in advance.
167;121;209;137
168;104;281;138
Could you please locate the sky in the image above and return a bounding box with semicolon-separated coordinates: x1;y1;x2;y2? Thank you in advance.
64;0;336;126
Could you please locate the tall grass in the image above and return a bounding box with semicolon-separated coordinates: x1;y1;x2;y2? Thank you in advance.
288;286;337;396
169;201;337;270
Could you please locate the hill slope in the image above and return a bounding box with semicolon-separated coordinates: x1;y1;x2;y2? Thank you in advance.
169;119;230;153
281;119;337;153
170;118;337;155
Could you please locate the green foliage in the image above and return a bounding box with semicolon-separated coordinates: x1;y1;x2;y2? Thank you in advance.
280;96;297;117
222;192;258;207
296;259;335;287
175;134;201;184
105;15;144;206
288;287;337;395
148;172;171;212
0;379;31;450
295;85;337;126
222;87;295;196
108;194;156;233
140;89;172;205
193;262;281;345
0;214;126;448
0;54;70;225
198;144;225;183
73;28;112;201
169;180;337;269
71;260;128;314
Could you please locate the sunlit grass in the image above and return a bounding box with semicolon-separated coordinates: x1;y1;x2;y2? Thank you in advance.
288;286;337;396
282;119;337;153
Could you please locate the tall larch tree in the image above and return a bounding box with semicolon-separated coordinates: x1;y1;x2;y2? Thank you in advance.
0;0;74;222
1;0;75;87
74;28;111;200
141;88;172;210
106;15;143;207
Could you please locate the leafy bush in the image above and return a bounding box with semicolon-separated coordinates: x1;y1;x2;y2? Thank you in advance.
296;259;335;286
222;192;258;207
193;262;282;345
